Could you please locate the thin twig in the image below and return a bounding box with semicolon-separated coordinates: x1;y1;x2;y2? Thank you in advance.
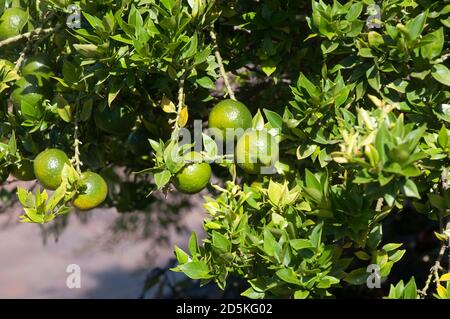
438;206;444;234
442;168;449;271
210;29;236;100
420;168;450;297
178;77;186;114
375;197;384;212
0;26;58;48
438;52;450;63
14;24;63;71
72;99;83;174
443;167;449;195
31;24;64;54
173;70;187;131
419;243;447;298
447;221;450;273
6;15;58;111
13;11;58;69
436;168;447;237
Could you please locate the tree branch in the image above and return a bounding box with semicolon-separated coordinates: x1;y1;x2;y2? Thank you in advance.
442;167;449;271
438;52;450;63
14;24;63;71
172;70;188;131
420;168;450;297
0;26;59;49
419;243;447;298
72;99;83;174
210;29;236;101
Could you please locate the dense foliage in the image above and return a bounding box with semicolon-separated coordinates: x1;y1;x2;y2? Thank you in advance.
1;0;450;299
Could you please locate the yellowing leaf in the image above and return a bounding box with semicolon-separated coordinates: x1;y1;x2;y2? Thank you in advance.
178;105;189;127
252;109;265;130
161;95;176;113
355;251;370;261
434;231;448;242
189;0;202;18
343;242;352;249
268;180;283;206
261;59;277;77
0;83;9;94
204;221;222;230
3;69;19;83
437;284;447;299
440;273;450;282
73;44;100;58
0;59;19;83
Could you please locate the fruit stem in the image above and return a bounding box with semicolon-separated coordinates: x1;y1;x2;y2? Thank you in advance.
210;29;236;101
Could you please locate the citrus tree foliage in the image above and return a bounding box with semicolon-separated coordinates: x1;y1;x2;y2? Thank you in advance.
1;0;450;299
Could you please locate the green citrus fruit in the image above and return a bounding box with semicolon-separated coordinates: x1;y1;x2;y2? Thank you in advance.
208;99;253;142
0;8;28;41
12;159;35;181
33;148;70;190
94;105;136;135
235;130;279;174
73;171;108;210
173;152;212;194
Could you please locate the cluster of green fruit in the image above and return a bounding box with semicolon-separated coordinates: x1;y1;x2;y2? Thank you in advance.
0;6;109;212
172;99;279;194
7;61;277;201
2;149;107;211
7;53;151;154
